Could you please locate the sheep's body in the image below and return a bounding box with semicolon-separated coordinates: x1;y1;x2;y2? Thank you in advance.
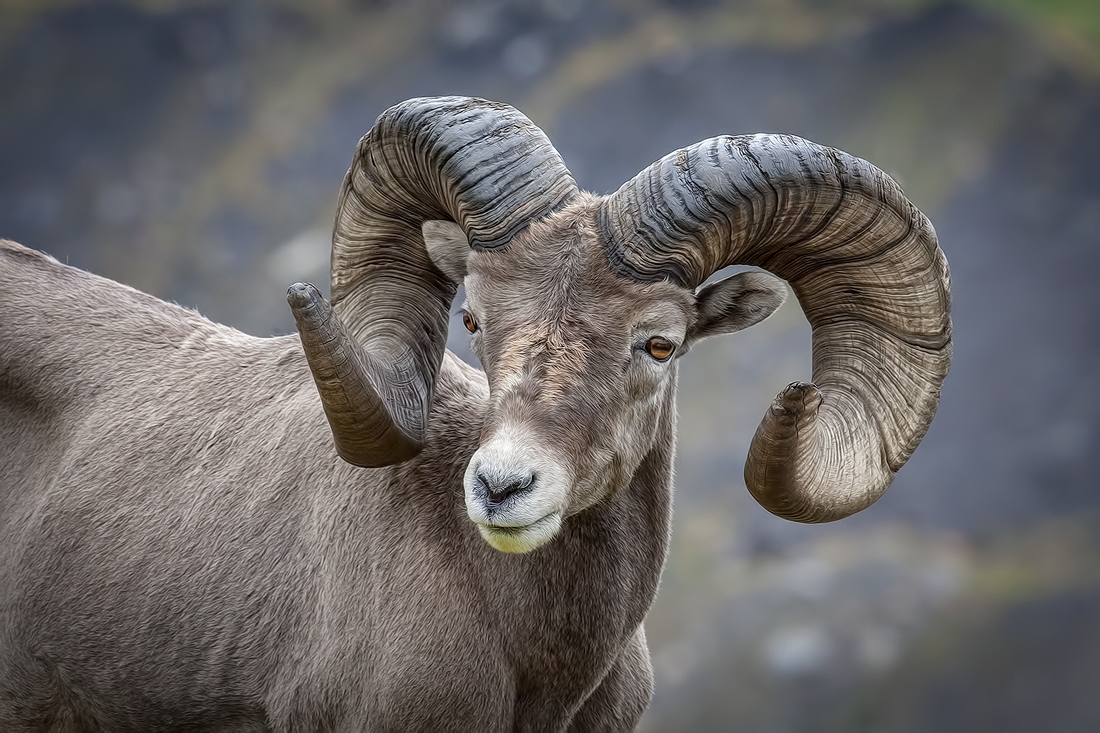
0;95;952;732
0;240;665;731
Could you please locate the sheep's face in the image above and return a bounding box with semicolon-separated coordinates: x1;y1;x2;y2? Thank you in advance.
424;198;785;553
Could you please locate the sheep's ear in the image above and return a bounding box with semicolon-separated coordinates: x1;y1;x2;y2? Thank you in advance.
423;220;470;282
687;271;787;343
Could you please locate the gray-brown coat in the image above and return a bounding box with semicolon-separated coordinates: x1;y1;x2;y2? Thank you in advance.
0;96;950;732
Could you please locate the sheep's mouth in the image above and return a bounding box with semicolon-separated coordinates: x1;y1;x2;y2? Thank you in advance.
475;512;562;554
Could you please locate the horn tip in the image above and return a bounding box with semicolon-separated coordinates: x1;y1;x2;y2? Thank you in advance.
287;281;323;309
334;435;424;469
770;382;822;422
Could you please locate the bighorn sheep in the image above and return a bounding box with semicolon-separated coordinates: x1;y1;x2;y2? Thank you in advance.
0;96;950;731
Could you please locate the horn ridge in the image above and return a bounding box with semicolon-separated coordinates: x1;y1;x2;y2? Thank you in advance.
599;132;951;523
295;96;578;467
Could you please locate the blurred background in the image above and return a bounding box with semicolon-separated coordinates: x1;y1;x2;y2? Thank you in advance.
2;0;1099;729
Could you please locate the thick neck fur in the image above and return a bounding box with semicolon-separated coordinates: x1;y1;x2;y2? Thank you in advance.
302;354;676;728
0;239;675;731
451;362;675;713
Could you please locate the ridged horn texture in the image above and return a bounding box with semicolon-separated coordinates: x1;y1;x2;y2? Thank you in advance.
599;134;951;523
289;96;578;467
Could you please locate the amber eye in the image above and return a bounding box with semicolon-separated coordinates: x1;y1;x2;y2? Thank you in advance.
645;336;675;361
462;311;478;333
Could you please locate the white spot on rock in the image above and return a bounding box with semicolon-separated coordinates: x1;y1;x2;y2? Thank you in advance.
501;34;549;79
267;227;329;284
761;624;834;676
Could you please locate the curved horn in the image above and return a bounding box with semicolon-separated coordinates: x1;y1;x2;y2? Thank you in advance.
290;97;578;467
598;134;951;522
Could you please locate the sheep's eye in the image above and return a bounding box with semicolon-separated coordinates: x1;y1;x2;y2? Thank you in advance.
462;311;478;333
645;336;675;361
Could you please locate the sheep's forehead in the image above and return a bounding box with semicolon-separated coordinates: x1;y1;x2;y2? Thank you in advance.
465;205;692;330
464;206;692;409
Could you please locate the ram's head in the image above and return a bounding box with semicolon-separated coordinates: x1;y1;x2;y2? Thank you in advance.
288;97;951;553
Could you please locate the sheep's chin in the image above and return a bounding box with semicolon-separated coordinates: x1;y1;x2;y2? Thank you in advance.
476;513;562;553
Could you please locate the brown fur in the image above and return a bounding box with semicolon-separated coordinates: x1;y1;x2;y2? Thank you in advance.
0;199;782;732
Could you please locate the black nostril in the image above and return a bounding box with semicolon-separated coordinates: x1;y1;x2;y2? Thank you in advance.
476;469;534;507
